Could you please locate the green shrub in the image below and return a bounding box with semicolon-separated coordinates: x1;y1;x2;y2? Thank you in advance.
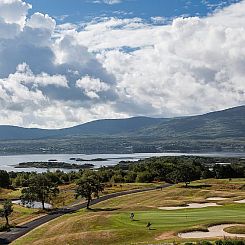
215;240;245;245
223;241;236;245
215;241;223;245
0;224;8;232
233;241;245;245
198;241;213;245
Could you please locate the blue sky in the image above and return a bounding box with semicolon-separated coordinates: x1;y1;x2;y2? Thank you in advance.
27;0;241;24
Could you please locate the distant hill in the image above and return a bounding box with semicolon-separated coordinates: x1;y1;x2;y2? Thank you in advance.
0;126;57;141
0;105;244;141
139;105;245;139
0;117;165;140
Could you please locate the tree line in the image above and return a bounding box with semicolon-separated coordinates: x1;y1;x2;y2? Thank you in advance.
1;156;244;190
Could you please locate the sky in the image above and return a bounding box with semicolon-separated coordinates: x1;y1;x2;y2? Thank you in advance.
0;0;244;128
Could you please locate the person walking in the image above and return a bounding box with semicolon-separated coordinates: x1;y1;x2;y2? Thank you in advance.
146;222;152;230
130;212;135;221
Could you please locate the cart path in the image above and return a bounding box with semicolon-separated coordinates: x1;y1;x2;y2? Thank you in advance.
0;183;172;244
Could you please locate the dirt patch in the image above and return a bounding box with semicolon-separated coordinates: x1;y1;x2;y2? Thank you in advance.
156;231;176;240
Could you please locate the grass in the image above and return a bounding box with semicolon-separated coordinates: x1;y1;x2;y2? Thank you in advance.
12;178;245;245
12;204;245;245
52;182;163;208
0;188;22;199
224;225;245;234
0;204;44;228
0;182;163;228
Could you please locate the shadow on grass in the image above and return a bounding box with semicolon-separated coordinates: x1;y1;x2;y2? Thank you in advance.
89;207;120;212
181;184;212;189
14;225;28;229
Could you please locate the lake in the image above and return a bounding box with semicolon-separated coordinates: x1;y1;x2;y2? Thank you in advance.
0;152;244;173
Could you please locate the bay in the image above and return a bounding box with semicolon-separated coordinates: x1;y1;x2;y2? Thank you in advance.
0;152;244;173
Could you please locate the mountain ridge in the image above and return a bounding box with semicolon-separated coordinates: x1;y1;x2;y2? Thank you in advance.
0;105;244;141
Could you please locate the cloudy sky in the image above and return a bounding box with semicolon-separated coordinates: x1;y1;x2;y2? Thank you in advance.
0;0;244;128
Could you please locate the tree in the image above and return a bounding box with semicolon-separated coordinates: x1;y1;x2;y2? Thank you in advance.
75;173;104;209
20;174;59;210
166;163;201;187
0;170;10;188
0;200;13;227
136;171;154;183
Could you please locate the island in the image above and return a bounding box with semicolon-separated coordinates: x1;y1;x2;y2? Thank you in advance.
70;158;108;162
15;162;94;169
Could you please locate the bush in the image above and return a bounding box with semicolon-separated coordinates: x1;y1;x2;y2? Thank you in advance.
0;224;9;232
215;241;224;245
198;241;213;245
233;241;245;245
216;240;245;245
0;170;10;188
223;241;236;245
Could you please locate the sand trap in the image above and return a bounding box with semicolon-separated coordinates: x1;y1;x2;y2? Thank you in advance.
179;224;245;239
159;203;220;210
235;199;245;204
206;197;228;201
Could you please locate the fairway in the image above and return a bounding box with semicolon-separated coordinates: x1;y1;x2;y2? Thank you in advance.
12;179;245;245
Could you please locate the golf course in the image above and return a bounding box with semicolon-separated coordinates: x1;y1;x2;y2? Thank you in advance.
11;178;245;245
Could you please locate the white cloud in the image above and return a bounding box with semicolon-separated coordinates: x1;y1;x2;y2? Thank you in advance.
26;12;56;32
12;63;69;87
151;16;167;25
76;75;110;99
0;0;244;128
0;0;31;27
93;0;122;5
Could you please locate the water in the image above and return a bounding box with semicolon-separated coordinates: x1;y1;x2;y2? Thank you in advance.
0;152;244;173
12;200;52;209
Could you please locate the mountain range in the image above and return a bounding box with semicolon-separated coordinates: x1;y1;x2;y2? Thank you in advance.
0;106;244;154
0;105;244;141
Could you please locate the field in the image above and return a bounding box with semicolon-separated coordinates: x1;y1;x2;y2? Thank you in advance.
11;179;245;245
53;182;161;207
0;204;44;230
0;183;161;228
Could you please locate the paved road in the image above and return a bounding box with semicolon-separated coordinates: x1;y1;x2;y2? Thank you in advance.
0;184;172;244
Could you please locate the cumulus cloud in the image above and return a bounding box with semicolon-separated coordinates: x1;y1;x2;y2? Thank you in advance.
26;12;56;31
93;0;122;4
0;0;31;26
0;0;244;128
76;76;110;99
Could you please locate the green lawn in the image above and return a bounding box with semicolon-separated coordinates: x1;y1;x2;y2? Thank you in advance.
12;204;245;245
12;179;245;245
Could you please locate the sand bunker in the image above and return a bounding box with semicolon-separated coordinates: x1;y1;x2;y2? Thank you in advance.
206;197;228;201
235;199;245;204
159;203;220;210
179;224;245;239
